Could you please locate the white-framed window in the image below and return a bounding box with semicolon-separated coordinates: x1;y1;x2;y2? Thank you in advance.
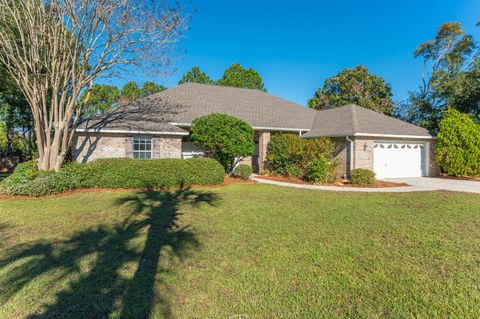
133;136;152;159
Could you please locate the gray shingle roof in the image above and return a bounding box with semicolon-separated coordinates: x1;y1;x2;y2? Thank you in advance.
77;85;430;139
302;104;431;138
76;101;189;134
77;83;316;133
150;83;317;130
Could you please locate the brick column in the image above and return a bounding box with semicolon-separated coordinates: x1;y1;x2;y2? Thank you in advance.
428;140;440;176
258;131;270;173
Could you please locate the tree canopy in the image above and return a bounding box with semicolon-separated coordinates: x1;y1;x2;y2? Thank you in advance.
178;64;266;91
81;81;166;118
80;84;120;119
217;64;266;91
142;81;166;96
178;67;215;85
403;22;479;131
190;113;254;173
119;82;143;106
0;64;33;157
308;65;394;115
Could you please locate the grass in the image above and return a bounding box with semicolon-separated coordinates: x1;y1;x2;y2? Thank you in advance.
0;184;479;318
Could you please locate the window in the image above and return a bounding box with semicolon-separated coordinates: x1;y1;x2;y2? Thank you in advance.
133;136;152;159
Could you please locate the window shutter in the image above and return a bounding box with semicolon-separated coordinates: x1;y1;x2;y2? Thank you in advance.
125;137;133;158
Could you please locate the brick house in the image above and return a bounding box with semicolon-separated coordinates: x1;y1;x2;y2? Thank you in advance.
73;83;439;178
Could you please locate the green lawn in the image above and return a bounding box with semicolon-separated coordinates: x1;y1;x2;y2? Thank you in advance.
0;184;479;318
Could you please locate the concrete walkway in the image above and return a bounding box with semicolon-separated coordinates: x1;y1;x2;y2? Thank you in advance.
385;177;480;194
252;176;480;193
251;176;435;193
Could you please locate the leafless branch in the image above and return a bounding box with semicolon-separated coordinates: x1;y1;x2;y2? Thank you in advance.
0;0;190;170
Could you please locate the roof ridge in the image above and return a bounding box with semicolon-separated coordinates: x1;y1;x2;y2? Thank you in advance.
179;82;264;93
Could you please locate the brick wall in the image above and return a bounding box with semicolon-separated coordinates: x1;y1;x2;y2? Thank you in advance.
72;133;182;162
153;136;182;159
331;137;350;178
428;140;441;177
72;133;126;163
353;138;374;170
258;131;270;173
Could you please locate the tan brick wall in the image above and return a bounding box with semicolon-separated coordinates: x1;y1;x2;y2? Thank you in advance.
239;156;253;167
428;140;440;177
72;133;182;162
353;138;374;170
72;133;126;163
153;136;182;159
331;137;350;178
258;131;270;173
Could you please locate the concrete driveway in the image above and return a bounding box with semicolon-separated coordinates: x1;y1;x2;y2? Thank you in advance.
384;177;480;194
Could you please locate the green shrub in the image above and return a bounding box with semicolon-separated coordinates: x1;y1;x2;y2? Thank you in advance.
436;109;480;177
13;160;39;178
286;165;303;179
232;164;252;180
1;158;225;196
190;114;254;173
266;133;337;179
350;169;376;185
265;134;295;176
306;154;336;183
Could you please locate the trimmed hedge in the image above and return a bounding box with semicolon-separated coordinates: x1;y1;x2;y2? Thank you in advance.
232;164;252;180
350;169;376;185
1;158;225;197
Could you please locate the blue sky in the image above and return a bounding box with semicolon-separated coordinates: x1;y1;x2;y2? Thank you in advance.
113;0;480;106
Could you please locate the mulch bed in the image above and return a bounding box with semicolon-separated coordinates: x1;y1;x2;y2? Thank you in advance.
0;176;255;201
437;175;480;182
255;175;409;188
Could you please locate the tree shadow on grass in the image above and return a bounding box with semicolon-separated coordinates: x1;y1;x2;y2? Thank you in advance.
0;188;219;319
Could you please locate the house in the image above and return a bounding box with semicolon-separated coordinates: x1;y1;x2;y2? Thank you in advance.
73;83;439;179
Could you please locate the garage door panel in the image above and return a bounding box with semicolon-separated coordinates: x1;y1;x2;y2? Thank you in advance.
373;142;425;179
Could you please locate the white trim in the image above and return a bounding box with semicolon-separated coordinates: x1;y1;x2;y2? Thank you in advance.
353;133;433;139
75;128;189;136
169;122;191;127
425;141;430;177
169;122;311;133
345;136;354;173
252;126;311;132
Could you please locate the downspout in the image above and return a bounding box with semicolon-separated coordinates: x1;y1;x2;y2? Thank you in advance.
345;136;354;175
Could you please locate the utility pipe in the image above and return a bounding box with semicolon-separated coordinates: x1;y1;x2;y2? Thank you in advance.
345;136;354;175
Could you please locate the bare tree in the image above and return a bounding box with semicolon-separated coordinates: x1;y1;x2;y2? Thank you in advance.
0;0;189;171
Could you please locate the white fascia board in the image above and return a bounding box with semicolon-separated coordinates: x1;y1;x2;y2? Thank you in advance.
168;122;311;132
169;122;192;127
252;126;311;132
353;133;433;139
75;128;189;136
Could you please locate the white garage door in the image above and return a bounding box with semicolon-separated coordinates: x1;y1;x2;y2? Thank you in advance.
373;142;426;179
